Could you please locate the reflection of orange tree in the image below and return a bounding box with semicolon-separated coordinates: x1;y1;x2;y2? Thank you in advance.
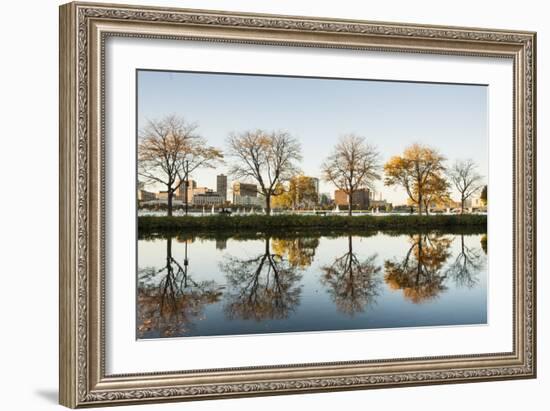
384;233;452;304
137;237;223;338
220;238;302;321
480;234;487;254
320;235;381;316
445;234;484;288
271;237;319;269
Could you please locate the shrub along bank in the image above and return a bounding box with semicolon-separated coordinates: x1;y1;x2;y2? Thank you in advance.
138;214;487;232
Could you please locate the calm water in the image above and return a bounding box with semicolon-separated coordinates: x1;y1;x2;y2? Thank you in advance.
137;230;487;339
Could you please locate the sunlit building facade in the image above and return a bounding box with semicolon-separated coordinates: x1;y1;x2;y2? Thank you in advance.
334;188;370;209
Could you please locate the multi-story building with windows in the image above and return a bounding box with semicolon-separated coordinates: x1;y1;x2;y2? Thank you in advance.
232;182;258;198
174;179;197;202
232;182;263;207
334;188;370;209
137;181;156;201
216;174;228;201
310;177;320;196
138;189;156;201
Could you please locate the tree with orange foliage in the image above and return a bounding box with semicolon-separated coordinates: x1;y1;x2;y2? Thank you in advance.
271;236;319;269
420;172;451;214
384;144;446;215
271;175;319;210
384;233;452;303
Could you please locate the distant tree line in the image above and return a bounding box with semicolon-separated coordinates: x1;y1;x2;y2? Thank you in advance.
138;114;486;216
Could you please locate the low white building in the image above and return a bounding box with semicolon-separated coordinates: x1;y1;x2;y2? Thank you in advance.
192;191;225;206
370;199;389;209
233;194;266;208
137;189;156;201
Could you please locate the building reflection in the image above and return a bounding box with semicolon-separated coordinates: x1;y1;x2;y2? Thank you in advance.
320;235;381;315
220;237;303;321
137;237;223;338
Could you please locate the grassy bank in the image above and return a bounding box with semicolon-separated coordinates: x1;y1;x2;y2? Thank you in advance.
138;214;486;233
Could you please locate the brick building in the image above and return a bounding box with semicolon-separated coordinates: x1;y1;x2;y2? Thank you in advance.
334;188;370;209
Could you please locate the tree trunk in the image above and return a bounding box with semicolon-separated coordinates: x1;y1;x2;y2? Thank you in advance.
166;236;172;261
418;192;423;216
348;191;353;216
167;190;173;217
416;235;423;285
460;196;465;215
184;179;189;216
265;193;271;215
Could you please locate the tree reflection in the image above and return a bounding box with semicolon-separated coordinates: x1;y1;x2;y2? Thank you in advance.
480;234;487;255
384;233;452;303
137;237;223;338
271;237;320;268
220;238;302;321
320;235;381;315
446;234;484;288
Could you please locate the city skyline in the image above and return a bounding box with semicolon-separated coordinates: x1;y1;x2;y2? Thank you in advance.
138;173;483;211
137;70;488;205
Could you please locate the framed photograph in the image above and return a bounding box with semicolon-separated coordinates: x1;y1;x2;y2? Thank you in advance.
59;2;536;408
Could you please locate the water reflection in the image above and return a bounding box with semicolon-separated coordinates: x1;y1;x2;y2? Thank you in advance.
220;238;302;321
137;229;487;338
320;235;381;315
481;234;487;254
137;237;223;338
446;234;483;288
271;237;320;269
384;234;452;303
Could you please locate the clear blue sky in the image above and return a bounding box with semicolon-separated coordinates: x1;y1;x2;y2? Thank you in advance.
137;70;488;205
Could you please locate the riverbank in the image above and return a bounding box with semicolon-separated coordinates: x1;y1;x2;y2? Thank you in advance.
138;214;487;232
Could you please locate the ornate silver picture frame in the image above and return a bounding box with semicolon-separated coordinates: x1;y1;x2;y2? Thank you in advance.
59;1;536;408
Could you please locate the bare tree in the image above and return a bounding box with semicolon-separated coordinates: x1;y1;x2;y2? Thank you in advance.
138;115;223;216
137;237;223;338
445;234;483;289
220;238;302;321
321;134;380;216
226;130;302;215
320;235;381;315
448;159;483;214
